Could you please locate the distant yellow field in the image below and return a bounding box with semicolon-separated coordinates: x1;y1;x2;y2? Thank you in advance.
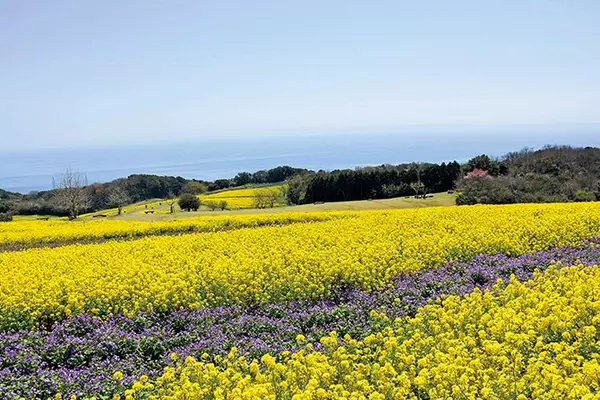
78;199;167;218
199;185;287;209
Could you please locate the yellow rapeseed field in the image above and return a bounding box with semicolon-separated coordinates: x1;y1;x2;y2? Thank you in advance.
199;186;287;209
0;203;599;330
0;212;341;247
126;264;600;400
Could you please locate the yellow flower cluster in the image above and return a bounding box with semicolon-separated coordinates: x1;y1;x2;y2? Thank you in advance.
199;186;287;209
0;211;340;247
200;186;285;199
128;264;600;399
77;199;173;218
0;203;599;329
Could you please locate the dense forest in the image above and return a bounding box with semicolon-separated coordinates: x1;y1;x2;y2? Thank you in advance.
0;145;598;218
286;161;461;204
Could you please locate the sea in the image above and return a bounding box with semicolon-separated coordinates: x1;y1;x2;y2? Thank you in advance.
1;130;599;193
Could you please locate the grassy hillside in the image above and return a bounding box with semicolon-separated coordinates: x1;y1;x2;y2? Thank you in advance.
198;185;287;209
79;184;288;219
108;192;456;221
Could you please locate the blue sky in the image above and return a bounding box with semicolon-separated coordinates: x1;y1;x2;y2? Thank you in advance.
1;0;599;150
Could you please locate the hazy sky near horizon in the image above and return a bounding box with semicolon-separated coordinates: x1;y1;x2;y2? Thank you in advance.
1;0;599;150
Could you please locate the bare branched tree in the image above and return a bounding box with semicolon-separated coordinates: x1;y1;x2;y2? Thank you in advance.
107;183;130;216
410;162;426;197
166;191;178;214
53;168;89;219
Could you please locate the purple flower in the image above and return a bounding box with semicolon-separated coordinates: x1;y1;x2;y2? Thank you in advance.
2;244;600;397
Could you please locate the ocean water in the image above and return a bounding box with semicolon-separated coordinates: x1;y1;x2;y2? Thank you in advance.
1;131;599;193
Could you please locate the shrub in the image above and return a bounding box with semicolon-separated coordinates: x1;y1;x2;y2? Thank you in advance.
0;201;15;214
455;192;477;206
575;190;597;202
204;201;219;211
0;213;13;222
178;194;200;211
218;200;228;210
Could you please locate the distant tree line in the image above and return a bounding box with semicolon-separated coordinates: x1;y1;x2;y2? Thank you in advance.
1;145;599;220
0;166;308;218
0;174;208;218
284;145;600;206
286;162;461;204
209;166;311;190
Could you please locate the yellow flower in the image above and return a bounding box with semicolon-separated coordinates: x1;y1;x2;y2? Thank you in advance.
2;203;600;330
122;264;600;400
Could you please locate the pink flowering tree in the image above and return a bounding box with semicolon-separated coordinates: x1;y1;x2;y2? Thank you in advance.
464;168;489;180
457;168;496;205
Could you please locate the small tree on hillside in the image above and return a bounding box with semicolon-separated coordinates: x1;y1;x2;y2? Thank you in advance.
178;193;200;211
409;163;426;197
166;192;178;214
218;200;228;210
204;200;218;211
107;183;130;215
53;168;89;219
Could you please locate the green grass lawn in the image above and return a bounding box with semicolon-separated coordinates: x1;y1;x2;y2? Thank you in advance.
288;192;457;211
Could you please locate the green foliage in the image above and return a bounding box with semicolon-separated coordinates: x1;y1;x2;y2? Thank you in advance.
0;201;15;214
210;179;232;191
0;189;21;201
465;154;507;176
457;146;600;206
183;181;208;195
456;175;516;205
204;200;219;211
466;154;492;171
575;190;597;202
178;193;200;211
286;177;308;205
233;166;309;187
233;172;253;186
289;161;461;204
0;213;13;222
3;147;599;214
